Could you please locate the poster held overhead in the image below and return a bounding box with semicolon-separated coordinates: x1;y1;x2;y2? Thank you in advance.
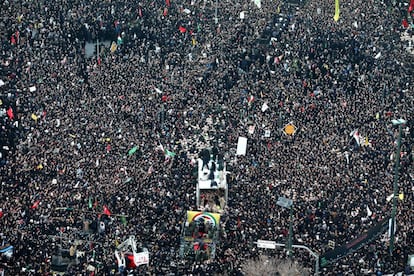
253;0;261;9
283;123;297;136
236;137;247;155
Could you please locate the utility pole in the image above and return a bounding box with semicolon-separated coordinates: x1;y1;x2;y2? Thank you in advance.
389;119;405;254
276;196;294;257
288;205;294;257
97;39;100;65
214;0;218;24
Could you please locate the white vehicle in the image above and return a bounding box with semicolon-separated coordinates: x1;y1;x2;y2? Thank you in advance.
196;150;228;212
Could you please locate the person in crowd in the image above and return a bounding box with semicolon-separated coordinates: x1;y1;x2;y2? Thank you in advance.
0;0;413;274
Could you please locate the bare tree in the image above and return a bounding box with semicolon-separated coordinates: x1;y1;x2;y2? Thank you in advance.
241;255;309;276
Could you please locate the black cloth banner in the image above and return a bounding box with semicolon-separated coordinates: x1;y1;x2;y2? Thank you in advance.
320;216;390;267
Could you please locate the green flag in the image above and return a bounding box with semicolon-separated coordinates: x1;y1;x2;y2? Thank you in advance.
88;197;92;209
123;177;133;184
165;149;176;157
128;146;138;156
120;216;127;226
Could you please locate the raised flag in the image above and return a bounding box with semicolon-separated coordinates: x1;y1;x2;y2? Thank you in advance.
156;143;164;152
367;206;372;217
334;0;340;21
247;95;254;106
123;177;133;184
364;136;369;146
88;197;93;209
117;36;123;45
103;205;111;216
31;200;40;209
7;107;14;120
154;87;163;94
163;7;168;16
165;149;176;157
350;129;360;146
31;113;38;121
409;0;414;12
110;41;117;53
402;19;409;28
121;216;127;226
179;26;187;33
128;146;138;156
166;0;171;7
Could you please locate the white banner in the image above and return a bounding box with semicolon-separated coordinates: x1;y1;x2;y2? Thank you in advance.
261;102;269;112
134;250;149;266
236;137;247;155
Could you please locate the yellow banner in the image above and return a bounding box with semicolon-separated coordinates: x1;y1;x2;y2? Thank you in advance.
334;0;340;21
187;211;220;227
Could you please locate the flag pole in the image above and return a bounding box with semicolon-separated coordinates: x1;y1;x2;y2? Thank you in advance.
214;0;218;24
97;38;99;64
389;120;404;254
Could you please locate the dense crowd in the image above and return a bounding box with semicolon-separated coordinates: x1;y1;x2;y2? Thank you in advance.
1;0;413;275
